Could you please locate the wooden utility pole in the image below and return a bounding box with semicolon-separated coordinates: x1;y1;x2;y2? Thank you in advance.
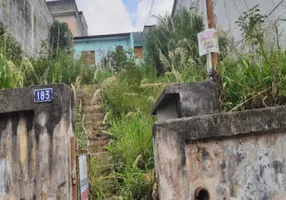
206;0;218;67
71;137;77;200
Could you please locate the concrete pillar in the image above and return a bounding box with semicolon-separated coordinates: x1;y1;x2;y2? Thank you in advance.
0;84;74;199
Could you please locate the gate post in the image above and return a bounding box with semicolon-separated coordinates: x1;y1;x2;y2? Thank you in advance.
71;137;77;200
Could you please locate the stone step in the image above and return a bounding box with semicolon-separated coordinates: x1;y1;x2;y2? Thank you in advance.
76;91;85;99
84;123;98;132
88;130;112;140
82;95;102;105
89;139;110;147
81;100;101;106
83;106;102;114
84;120;104;127
81;98;92;105
84;114;105;123
82;96;93;101
77;85;100;92
83;93;95;99
88;134;112;142
89;140;110;153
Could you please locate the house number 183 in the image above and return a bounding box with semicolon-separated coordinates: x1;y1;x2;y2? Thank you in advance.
34;88;53;103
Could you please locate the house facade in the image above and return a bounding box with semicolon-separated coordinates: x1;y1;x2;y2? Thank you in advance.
74;32;146;65
47;0;88;37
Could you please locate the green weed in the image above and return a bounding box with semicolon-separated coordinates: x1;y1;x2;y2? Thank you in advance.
220;44;286;111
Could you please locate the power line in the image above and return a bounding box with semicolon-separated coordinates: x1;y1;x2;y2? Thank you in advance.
225;0;285;55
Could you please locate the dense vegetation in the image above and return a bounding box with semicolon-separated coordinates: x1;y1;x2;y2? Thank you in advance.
0;6;286;200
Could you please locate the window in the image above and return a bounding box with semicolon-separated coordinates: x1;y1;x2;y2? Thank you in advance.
116;46;123;52
134;46;144;59
81;51;95;65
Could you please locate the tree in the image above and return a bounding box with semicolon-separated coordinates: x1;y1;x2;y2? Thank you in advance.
50;20;73;58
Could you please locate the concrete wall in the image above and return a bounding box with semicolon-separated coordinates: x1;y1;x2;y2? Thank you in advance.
181;0;286;48
174;0;191;13
0;84;74;199
74;34;133;64
47;0;88;36
0;0;54;57
212;0;286;48
153;81;286;200
185;130;286;199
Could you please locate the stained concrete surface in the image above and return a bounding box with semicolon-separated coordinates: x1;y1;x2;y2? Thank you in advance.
153;81;286;200
0;84;74;200
152;80;220;121
0;0;54;57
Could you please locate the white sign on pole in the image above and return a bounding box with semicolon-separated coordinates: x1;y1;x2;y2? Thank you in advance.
79;155;89;200
198;28;219;56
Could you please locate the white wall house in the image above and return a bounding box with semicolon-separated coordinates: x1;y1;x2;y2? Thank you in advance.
173;0;286;48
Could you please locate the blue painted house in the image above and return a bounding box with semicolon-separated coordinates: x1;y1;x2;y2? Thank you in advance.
74;31;146;65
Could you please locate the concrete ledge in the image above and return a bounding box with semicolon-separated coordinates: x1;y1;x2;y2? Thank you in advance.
152;81;220;119
154;105;286;141
0;84;74;114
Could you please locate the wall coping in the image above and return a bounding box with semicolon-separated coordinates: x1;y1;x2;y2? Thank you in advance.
0;84;73;114
153;105;286;141
152;80;220;117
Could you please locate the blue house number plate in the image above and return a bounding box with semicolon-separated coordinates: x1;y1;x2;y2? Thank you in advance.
34;88;53;103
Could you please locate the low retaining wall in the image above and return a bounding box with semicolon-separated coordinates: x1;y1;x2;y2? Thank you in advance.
152;81;286;200
0;84;74;199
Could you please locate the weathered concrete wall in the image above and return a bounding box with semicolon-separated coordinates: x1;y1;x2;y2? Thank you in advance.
212;0;286;46
186;131;286;199
188;0;286;49
0;0;54;57
0;84;74;199
153;81;286;200
175;0;286;49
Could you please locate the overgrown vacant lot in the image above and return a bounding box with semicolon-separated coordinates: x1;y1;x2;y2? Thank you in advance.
1;7;286;199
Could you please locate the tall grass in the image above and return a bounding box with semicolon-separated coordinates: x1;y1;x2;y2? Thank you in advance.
0;52;97;89
108;114;154;168
145;8;204;75
101;61;166;199
0;54;13;89
220;44;286;111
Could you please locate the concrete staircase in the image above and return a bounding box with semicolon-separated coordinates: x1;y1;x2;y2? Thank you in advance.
76;85;115;199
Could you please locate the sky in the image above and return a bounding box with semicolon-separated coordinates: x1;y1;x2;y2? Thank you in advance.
75;0;174;35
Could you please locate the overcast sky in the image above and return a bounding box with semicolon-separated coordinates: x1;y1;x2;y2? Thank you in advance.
75;0;174;35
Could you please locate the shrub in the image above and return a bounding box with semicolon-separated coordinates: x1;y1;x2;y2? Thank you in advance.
144;8;204;75
0;22;23;64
